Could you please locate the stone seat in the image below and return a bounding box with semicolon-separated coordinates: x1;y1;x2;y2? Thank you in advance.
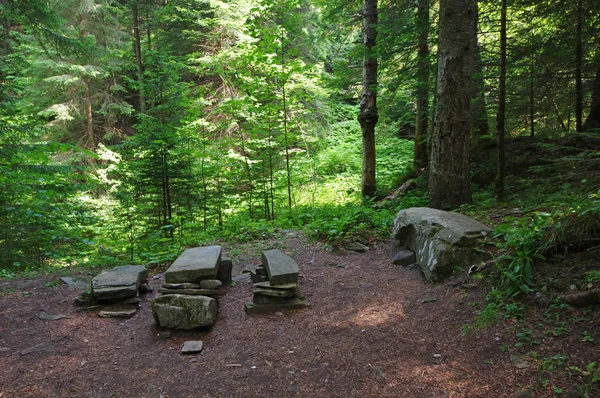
261;249;299;285
165;246;221;284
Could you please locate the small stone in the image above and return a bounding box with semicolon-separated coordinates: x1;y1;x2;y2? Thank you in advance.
98;310;137;318
344;242;368;252
570;284;577;290
510;354;529;369
38;313;68;321
287;385;300;393
392;250;416;266
421;298;437;304
433;354;442;358
199;279;223;290
162;283;201;289
181;341;204;354
21;343;52;356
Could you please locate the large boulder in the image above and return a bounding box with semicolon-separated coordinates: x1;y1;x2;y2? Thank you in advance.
91;265;148;300
152;294;218;330
392;207;492;281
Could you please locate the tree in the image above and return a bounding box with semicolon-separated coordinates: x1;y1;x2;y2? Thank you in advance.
413;0;429;169
358;0;378;198
428;0;475;209
495;0;507;201
583;59;600;131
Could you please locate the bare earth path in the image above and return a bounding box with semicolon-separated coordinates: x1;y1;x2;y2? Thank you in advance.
1;234;596;397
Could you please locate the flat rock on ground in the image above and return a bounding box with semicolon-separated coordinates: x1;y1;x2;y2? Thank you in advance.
91;265;149;300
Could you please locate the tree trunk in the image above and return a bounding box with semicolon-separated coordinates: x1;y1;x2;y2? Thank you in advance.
471;0;489;138
413;0;429;169
575;0;583;132
428;0;475;210
132;0;145;112
83;76;94;149
495;0;507;201
583;60;600;131
358;0;378;198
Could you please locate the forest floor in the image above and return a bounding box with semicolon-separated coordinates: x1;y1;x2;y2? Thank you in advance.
1;232;598;398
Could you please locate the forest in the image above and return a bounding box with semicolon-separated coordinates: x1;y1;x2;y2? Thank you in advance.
1;0;600;396
1;0;600;288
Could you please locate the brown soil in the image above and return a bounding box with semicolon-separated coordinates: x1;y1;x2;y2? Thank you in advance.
1;234;598;398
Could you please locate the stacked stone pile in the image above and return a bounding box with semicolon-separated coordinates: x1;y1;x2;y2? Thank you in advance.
245;250;309;314
152;246;232;330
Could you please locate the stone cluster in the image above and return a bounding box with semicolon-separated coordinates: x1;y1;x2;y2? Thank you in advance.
151;246;232;330
244;250;309;315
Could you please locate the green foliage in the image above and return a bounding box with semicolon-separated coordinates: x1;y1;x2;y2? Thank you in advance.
296;203;393;246
494;213;555;296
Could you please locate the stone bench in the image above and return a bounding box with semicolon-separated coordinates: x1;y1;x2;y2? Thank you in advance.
165;246;221;284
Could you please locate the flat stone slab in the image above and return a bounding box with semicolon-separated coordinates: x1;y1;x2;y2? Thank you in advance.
244;297;309;315
98;310;137;318
92;265;148;300
261;250;299;285
253;281;298;290
254;288;296;298
158;288;226;296
165;246;221;284
163;283;201;289
152;294;218;330
181;341;204;354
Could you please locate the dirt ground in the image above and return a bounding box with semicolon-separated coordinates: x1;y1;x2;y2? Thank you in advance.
1;233;598;398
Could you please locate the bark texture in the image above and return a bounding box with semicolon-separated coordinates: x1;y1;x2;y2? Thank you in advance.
358;0;378;198
495;0;507;201
413;0;429;169
471;0;489;138
583;60;600;131
429;0;475;209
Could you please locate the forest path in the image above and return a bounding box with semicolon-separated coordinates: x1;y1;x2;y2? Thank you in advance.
0;233;549;397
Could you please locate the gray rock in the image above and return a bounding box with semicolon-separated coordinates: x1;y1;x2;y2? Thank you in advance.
253;281;298;290
60;277;90;290
217;257;233;285
199;279;223;290
392;249;416;266
392;207;492;281
39;313;68;321
158;288;226;296
98;310;137;318
165;246;221;284
21;342;52;356
163;283;201;289
254;288;296;298
181;340;204;354
261;250;299;285
345;242;368;252
92;265;149;300
152;294;218;330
